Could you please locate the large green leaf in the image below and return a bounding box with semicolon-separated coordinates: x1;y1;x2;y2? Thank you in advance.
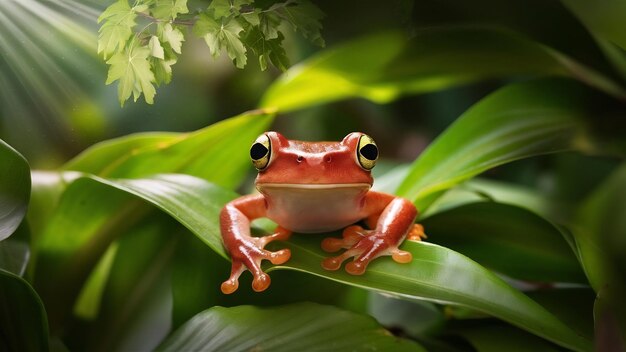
76;174;590;351
63;110;274;189
157;302;425;351
0;269;49;352
421;202;586;284
277;238;590;351
454;324;561;352
396;79;591;211
572;164;626;335
83;215;180;352
260;27;625;112
561;0;626;52
0;139;31;241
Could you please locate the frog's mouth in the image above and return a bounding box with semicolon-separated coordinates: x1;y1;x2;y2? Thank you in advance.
257;183;371;190
257;183;371;191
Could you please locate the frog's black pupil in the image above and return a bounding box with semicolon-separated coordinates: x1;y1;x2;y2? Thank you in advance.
360;144;378;160
250;143;268;160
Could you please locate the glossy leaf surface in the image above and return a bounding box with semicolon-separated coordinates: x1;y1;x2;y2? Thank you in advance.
421;202;586;283
396;79;590;210
70;174;590;351
0;269;49;352
64;110;273;189
157;302;424;352
261;27;624;112
0;139;31;241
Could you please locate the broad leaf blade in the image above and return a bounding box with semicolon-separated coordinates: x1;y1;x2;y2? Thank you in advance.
0;269;49;352
276;238;591;351
261;27;625;112
79;175;590;351
63;110;273;189
397;79;589;211
157;303;424;352
421;202;586;284
0;139;30;241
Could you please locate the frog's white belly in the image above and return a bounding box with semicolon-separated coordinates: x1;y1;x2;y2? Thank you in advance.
258;183;370;233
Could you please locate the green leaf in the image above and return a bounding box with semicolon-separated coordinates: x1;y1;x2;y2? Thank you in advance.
149;36;165;59
277;237;591;351
273;0;325;46
84;215;180;352
260;27;625;112
454;324;562;352
571;163;626;334
62;133;178;175
69;174;589;351
561;0;626;52
0;139;30;241
0;269;49;352
97;0;136;59
396;79;589;211
63;110;273;189
194;14;247;68
152;0;189;20
105;40;156;105
243;28;289;71
208;0;232;19
157;303;425;351
163;23;184;54
0;224;30;276
421;202;586;284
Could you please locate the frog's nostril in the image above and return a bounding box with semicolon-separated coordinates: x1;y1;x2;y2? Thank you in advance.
325;156;332;163
296;155;304;163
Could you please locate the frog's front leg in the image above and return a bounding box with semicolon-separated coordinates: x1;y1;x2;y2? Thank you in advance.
321;192;421;275
220;195;292;294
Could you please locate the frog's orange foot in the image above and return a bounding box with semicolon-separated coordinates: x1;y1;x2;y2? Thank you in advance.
221;228;292;294
321;226;412;275
407;223;427;241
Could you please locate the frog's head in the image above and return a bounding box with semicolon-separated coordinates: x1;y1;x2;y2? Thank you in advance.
250;131;377;187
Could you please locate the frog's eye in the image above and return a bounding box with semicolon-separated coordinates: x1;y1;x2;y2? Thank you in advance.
357;134;378;170
250;134;271;170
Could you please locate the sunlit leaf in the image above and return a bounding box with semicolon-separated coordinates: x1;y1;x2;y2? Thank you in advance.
194;14;247;68
152;0;189;20
157;303;424;351
106;40;156;105
63;110;273;189
0;269;49;352
97;0;136;59
0;139;30;241
397;79;591;211
261;27;625;112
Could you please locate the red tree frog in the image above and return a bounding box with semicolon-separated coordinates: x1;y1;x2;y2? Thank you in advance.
220;132;426;294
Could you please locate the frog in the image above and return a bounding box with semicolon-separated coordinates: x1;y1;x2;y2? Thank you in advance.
220;132;426;294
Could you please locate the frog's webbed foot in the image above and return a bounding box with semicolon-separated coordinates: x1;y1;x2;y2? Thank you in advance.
221;227;292;294
320;225;413;275
407;223;427;241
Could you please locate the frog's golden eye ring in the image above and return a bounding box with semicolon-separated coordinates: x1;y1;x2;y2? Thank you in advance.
250;134;271;170
357;134;378;170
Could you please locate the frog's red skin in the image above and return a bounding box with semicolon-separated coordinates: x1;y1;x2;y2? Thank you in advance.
219;132;425;294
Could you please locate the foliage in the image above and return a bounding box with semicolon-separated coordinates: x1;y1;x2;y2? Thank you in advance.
1;1;626;351
98;0;324;105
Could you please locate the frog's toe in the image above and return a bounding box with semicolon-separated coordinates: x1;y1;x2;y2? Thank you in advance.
268;248;291;265
391;248;413;263
221;262;245;294
321;225;367;252
407;223;427;241
252;272;271;292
